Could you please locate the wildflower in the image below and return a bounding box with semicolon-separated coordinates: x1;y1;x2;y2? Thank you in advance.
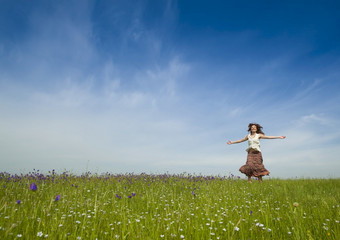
160;235;165;238
234;226;240;231
55;195;61;201
30;183;37;191
293;202;299;207
249;210;253;215
16;200;21;204
37;231;43;237
115;194;121;199
180;235;185;239
17;234;22;238
132;192;136;197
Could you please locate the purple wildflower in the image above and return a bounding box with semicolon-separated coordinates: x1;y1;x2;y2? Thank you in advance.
16;200;21;204
30;182;37;191
128;195;132;198
132;192;136;197
115;194;121;199
192;187;196;196
250;210;253;215
55;195;61;201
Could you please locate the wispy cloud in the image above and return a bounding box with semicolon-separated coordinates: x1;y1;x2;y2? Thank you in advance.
0;1;339;177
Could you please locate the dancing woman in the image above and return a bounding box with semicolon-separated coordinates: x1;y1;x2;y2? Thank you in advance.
227;123;286;183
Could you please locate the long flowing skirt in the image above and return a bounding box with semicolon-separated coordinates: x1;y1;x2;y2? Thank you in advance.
239;150;270;177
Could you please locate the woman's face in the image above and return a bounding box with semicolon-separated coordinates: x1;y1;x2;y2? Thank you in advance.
251;125;257;133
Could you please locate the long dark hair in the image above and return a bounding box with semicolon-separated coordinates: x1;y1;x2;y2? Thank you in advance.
248;123;265;134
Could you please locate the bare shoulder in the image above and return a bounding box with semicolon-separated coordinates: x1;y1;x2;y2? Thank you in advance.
258;133;265;138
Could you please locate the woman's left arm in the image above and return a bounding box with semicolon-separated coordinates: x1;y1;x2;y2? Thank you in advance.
259;134;286;139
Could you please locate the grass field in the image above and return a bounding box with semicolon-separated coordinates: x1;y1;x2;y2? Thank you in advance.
0;170;339;239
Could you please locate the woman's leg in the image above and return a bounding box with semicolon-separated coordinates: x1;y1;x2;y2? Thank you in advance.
248;176;252;183
258;176;263;183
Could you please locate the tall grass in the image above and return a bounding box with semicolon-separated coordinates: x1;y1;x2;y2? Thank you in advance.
0;171;339;239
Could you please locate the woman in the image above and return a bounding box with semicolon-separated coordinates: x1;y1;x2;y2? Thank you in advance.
227;123;286;183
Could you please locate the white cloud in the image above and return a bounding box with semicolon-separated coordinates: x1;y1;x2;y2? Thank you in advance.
297;114;331;126
1;1;340;178
144;58;190;97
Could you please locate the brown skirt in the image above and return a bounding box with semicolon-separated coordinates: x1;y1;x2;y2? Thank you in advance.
239;150;270;177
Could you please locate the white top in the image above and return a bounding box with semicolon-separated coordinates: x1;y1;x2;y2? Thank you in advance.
246;133;261;152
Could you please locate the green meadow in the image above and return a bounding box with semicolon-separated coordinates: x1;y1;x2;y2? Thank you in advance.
0;171;339;239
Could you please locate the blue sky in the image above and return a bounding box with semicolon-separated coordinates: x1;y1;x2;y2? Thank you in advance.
1;0;339;178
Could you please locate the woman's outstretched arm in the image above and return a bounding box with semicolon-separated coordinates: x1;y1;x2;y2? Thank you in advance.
259;134;286;139
227;135;248;145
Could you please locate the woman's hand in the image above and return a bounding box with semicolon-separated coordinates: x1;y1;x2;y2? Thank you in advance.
280;136;286;139
227;140;232;145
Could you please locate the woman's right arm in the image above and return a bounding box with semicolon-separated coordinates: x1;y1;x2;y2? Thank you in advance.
227;135;248;145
